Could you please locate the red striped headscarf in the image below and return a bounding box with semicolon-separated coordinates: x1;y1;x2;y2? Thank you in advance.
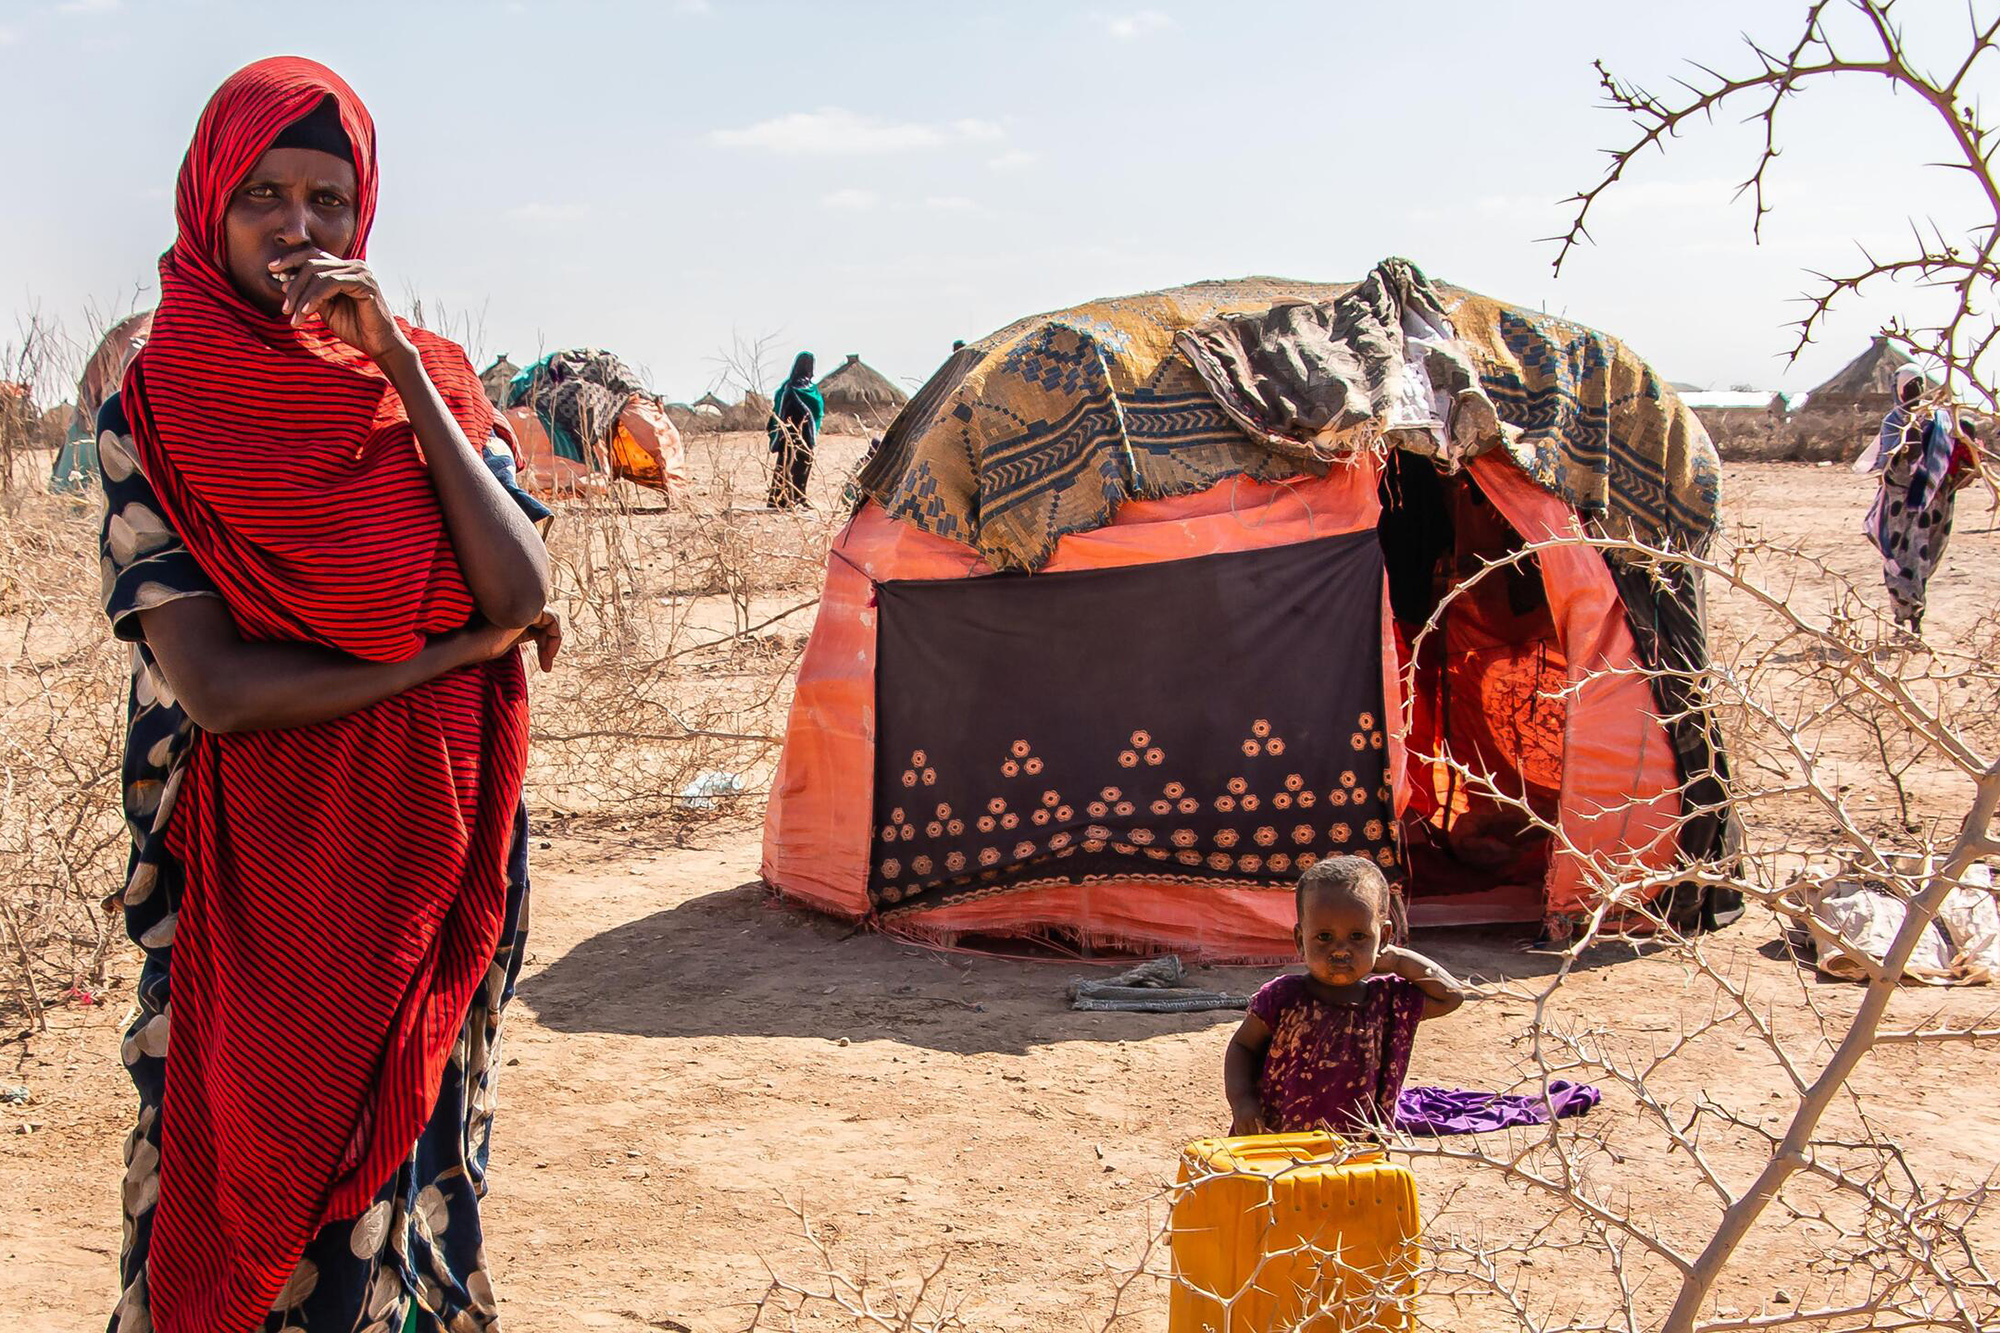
125;56;498;658
122;58;530;1333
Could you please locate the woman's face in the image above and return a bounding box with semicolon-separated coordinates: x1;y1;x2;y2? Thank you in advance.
221;146;359;315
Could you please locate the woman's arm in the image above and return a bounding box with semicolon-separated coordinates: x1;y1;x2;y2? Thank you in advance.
1375;945;1467;1020
1224;1011;1273;1136
139;596;558;735
275;249;553;629
376;344;552;627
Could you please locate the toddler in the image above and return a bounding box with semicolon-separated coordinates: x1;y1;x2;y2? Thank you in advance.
1225;856;1465;1137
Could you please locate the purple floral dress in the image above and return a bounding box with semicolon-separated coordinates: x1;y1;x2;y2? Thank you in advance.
1249;973;1426;1135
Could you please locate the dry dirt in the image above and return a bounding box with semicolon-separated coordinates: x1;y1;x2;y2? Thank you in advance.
5;458;1999;1330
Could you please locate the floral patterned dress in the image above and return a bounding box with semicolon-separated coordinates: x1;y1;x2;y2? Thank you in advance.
99;393;541;1333
1247;972;1426;1136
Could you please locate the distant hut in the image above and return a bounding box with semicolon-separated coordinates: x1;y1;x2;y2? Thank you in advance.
1802;335;1911;417
693;391;731;413
721;391;773;433
662;402;710;434
479;355;521;408
817;354;907;427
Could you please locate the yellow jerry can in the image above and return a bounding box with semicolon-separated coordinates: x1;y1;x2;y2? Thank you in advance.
1168;1132;1419;1333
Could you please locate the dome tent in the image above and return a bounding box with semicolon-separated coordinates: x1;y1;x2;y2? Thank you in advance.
501;347;688;498
762;261;1737;959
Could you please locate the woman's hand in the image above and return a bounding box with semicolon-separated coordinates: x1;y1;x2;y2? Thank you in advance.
1229;1099;1268;1138
451;611;563;672
271;247;412;362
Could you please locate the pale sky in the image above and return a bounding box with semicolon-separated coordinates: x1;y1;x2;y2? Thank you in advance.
1;0;1990;402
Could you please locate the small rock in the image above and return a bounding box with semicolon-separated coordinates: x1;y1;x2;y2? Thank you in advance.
833;1037;850;1047
0;1085;29;1105
535;1161;550;1169
1774;1290;1793;1305
506;1057;520;1066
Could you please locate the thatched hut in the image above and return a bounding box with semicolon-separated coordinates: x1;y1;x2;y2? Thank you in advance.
817;353;907;425
721;391;773;433
1690;336;1920;464
479;355;521;408
1802;335;1910;416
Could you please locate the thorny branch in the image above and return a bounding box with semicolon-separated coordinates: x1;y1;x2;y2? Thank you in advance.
1554;0;2000;409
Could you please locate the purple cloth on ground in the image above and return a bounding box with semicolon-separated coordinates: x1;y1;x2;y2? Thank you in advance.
1392;1079;1601;1135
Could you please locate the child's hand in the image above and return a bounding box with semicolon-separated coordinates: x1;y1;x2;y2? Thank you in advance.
1372;945;1424;980
1376;945;1467;1019
1229;1101;1267;1137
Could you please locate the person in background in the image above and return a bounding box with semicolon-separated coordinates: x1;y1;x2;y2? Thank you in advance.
767;350;823;508
1862;365;1987;638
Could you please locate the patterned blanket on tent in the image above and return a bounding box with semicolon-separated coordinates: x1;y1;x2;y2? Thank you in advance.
505;347;648;464
853;263;1721;570
1449;287;1721;555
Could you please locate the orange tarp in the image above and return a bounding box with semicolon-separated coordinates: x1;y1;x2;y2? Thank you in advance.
501;398;688;499
503;406;604;498
1467;453;1682;918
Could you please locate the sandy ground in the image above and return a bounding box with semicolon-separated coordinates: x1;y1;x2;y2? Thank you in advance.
5;461;1999;1330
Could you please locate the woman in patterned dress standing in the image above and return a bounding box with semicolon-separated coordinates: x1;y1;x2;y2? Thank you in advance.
101;58;557;1333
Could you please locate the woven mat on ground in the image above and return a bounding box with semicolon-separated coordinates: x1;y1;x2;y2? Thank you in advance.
853;263;1721;571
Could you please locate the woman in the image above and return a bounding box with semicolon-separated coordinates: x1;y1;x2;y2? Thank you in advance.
1864;366;1977;637
766;350;824;508
102;59;558;1333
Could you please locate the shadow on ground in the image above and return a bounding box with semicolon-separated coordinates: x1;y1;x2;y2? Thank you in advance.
518;880;1684;1054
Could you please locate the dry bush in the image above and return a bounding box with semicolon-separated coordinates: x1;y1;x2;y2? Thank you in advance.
0;488;130;1029
523;436;843;839
1372;11;2000;1321
0;311;130;1029
1701;407;1887;464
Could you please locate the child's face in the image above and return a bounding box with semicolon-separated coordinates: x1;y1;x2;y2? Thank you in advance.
1295;887;1384;987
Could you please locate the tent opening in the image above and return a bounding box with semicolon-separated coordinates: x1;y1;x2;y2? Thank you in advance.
1378;453;1565;919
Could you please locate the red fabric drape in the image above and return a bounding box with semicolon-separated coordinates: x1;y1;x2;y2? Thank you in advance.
120;57;529;1333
